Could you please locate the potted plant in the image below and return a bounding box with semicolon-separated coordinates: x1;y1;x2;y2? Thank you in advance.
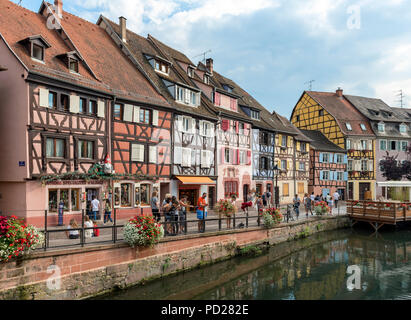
124;215;164;248
215;199;237;229
314;201;329;215
263;208;283;228
0;215;44;262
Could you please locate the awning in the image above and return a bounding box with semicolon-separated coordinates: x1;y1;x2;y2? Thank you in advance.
176;176;216;185
377;181;411;187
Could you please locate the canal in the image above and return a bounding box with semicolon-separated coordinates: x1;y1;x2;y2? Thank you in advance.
97;229;411;300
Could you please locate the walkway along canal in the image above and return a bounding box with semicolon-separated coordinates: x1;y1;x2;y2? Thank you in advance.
0;215;349;300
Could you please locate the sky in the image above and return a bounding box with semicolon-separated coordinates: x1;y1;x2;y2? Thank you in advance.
12;0;411;118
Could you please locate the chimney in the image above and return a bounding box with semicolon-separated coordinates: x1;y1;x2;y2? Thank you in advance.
336;87;343;97
206;58;213;74
54;0;63;17
119;16;127;43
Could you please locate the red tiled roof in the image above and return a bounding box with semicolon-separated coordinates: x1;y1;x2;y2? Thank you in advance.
306;91;375;136
0;0;169;107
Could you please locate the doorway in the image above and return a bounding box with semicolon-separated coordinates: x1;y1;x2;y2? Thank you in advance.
86;188;99;217
256;184;262;196
348;182;354;200
208;186;216;210
179;189;198;212
359;183;371;200
243;184;249;202
160;183;170;202
338;188;346;201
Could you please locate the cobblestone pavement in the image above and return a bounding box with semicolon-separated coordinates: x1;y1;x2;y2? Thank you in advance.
41;203;348;250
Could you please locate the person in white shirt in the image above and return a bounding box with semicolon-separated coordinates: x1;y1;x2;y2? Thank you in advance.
91;196;100;221
310;192;315;202
84;215;94;239
333;191;340;209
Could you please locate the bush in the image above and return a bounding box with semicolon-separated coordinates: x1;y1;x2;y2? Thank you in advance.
0;216;44;262
263;208;283;228
314;201;329;215
215;199;236;217
124;215;164;248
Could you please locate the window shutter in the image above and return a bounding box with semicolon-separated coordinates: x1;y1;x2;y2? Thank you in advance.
182;148;191;167
191;118;196;134
319;171;323;181
70;95;80;113
208;123;215;138
319;153;323;163
215;92;221;106
133;106;140;123
237;149;240;165
221;147;225;164
152;110;159;126
247;150;252;165
355;160;361;171
124;104;133;122
201;150;211;168
97;100;105;118
39;88;49;107
296;161;300;171
344;172;348;181
368;140;373;151
149;146;157;164
221;119;229;131
174;147;182;165
369;160;374;172
199;120;204;136
131;144;144;162
277;134;282;146
296;142;300;151
184;89;190;104
344;155;348;164
236;121;239;134
139;145;145;162
289;136;293;147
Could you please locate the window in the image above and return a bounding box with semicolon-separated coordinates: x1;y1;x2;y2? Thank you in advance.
48;190;58;212
348;159;353;171
79;98;87;114
154;60;169;74
239;123;245;135
389;140;398;151
401;141;408;152
177;87;184;102
281;136;287;148
261;132;269;146
361;140;367;150
48;188;81;212
322;171;330;180
114;103;123;120
336;172;344;181
299;162;305;171
296;115;300;122
187;67;194;78
32;43;44;61
60;94;69;112
223;84;233;93
380;140;387;151
120;183;132;207
346;139;352;150
190;91;197;106
224;148;230;163
224;181;238;198
203;74;209;84
283;183;289;197
60;189;69;212
69;58;79;73
336;154;344;164
135;184;151;207
46;138;65;158
360;123;366;131
323;153;330;163
48;92;57;109
378;123;385;132
240;150;246;165
78;140;94;159
183;117;190;132
361;160;368;171
139;108;150;124
260;157;269;170
346;123;352;131
300;142;307;152
400;124;407;133
319;110;324;117
281;160;287;170
298;183;304;194
251;110;260;120
88;100;97;115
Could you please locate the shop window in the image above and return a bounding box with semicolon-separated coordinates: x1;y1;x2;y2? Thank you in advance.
134;185;141;206
48;188;81;213
71;189;80;211
114;185;121;207
140;184;150;206
121;183;132;207
48;189;58;212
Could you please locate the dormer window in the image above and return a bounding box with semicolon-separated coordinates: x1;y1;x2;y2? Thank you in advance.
153;59;169;75
346;123;352;131
57;51;82;74
251;109;260;120
360;123;367;131
400;123;407;134
378;122;385;133
187;67;194;78
175;85;200;107
69;58;79;73
204;74;210;85
223;84;233;93
19;35;51;63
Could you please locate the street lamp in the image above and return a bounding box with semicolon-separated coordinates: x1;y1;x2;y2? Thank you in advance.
273;164;280;209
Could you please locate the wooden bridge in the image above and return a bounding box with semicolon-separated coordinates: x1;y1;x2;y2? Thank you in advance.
347;200;411;231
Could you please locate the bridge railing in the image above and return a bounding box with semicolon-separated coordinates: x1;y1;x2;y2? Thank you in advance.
347;200;411;224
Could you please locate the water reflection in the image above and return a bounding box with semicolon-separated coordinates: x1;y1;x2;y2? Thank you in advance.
98;229;411;300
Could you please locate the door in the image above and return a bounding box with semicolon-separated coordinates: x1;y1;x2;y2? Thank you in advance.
256;184;262;196
179;189;198;212
160;183;170;203
208;186;216;210
359;183;370;200
86;188;98;215
338;188;345;201
243;184;249;202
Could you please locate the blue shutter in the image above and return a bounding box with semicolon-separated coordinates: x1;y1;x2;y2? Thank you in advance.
344;155;348;164
333;154;337;163
319;153;323;163
344;172;348;181
320;170;324;181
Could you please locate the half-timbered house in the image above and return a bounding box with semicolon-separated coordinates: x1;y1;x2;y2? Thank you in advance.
0;1;170;225
291;89;376;200
271;113;311;204
98;17;218;209
300;130;347;199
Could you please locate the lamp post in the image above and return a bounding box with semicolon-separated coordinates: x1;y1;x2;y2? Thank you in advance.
273;164;280;209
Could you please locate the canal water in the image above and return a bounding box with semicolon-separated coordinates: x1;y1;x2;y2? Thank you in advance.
98;229;411;300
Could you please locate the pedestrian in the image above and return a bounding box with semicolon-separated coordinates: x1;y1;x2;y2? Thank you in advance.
262;192;267;207
333;191;340;209
170;196;180;235
226;194;237;229
58;199;64;226
303;193;308;216
266;190;272;208
315;194;321;202
196;193;208;233
66;219;79;239
256;194;264;221
305;193;313;217
104;199;113;224
293;194;301;219
84;215;94;239
179;196;192;234
91;196;100;221
162;194;173;235
151;191;160;222
326;193;333;214
310;192;315;203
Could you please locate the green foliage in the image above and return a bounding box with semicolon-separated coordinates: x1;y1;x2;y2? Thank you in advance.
238;245;263;257
162;257;171;272
295;227;311;239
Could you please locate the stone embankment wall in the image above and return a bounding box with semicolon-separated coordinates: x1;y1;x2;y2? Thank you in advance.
0;215;350;300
